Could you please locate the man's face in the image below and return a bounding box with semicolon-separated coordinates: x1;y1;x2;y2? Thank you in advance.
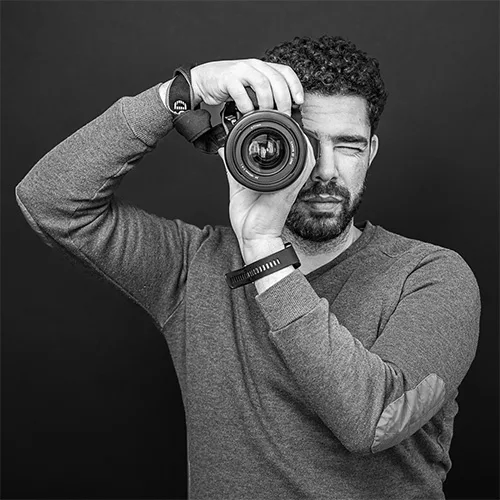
285;93;379;242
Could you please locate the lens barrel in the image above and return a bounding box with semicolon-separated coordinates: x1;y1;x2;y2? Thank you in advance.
224;110;308;192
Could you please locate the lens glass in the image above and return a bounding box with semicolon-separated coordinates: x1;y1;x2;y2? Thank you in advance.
245;130;288;174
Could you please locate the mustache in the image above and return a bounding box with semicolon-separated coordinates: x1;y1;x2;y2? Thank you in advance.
299;182;351;200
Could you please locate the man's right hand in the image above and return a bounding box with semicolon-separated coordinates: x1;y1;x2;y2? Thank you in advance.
159;59;311;268
187;59;305;115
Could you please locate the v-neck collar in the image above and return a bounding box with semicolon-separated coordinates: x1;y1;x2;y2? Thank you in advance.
303;220;378;282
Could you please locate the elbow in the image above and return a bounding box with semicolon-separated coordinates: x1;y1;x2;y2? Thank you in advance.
343;440;374;456
15;178;58;247
359;373;447;455
339;428;403;456
15;172;46;222
337;427;377;456
321;413;378;456
15;178;31;209
15;178;40;226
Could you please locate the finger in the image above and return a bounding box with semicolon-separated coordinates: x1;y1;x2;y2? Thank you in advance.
299;134;316;177
299;136;317;183
305;136;317;174
267;62;304;105
284;136;316;201
238;65;274;111
225;80;255;115
247;60;292;115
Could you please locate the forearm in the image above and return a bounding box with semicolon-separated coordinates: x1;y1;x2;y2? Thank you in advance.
14;82;204;328
256;271;396;454
254;252;480;455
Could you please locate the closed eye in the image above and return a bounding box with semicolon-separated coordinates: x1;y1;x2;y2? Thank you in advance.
336;145;365;153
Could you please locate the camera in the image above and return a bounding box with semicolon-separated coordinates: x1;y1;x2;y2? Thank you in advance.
220;95;314;193
167;68;316;193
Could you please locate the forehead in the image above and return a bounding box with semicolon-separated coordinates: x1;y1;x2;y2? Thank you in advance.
300;93;370;137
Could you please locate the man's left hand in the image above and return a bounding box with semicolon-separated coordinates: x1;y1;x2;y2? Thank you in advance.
218;140;315;264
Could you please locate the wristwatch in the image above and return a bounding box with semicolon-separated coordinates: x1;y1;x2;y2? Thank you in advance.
225;243;301;289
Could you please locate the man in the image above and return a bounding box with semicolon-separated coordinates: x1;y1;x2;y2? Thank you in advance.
16;35;480;499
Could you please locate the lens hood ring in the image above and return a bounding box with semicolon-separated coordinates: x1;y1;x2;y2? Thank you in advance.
224;110;308;193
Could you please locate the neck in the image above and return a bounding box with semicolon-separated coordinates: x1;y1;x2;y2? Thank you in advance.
282;220;362;275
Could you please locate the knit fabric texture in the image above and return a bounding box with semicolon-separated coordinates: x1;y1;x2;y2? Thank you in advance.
16;84;481;500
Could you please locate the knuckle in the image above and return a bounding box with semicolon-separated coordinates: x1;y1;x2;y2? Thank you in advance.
232;61;248;75
228;85;245;98
253;75;269;89
257;80;270;91
275;62;292;74
239;59;252;69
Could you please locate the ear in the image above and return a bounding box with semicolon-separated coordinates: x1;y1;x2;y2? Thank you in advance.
368;134;379;168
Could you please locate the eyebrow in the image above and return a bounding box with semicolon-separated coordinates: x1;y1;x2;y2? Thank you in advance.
305;130;369;147
333;135;369;146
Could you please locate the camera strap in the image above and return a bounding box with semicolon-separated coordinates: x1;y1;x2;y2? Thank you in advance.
167;66;227;154
167;66;304;155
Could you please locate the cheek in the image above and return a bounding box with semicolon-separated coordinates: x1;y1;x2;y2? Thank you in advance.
337;154;369;193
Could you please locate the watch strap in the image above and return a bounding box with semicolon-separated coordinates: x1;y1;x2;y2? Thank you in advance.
225;242;301;289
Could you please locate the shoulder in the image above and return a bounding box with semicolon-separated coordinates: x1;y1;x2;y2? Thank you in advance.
371;223;480;301
371;224;446;259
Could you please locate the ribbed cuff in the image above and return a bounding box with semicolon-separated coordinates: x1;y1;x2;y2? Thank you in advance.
255;269;321;331
121;83;173;147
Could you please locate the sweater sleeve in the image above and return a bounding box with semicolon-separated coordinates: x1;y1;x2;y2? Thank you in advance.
15;83;210;331
254;249;481;455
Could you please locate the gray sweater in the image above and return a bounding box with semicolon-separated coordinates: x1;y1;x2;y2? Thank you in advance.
16;84;481;500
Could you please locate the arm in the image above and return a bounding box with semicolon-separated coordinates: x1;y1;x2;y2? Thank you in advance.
254;249;481;454
16;59;306;330
15;82;211;330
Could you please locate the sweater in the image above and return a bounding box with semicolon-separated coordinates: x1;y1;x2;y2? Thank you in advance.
15;83;481;500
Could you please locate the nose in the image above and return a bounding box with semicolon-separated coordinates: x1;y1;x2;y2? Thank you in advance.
310;141;339;184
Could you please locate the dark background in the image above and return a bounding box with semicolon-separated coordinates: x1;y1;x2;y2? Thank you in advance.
1;1;498;499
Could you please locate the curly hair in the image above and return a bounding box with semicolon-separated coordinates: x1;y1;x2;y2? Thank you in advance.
262;35;388;133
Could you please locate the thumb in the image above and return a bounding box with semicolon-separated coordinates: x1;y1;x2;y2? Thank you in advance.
287;135;316;194
302;136;317;180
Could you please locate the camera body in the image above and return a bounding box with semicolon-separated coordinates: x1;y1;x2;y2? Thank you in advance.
167;68;314;193
221;98;311;193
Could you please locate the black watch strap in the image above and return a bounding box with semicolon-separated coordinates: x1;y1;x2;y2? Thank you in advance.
225;243;301;289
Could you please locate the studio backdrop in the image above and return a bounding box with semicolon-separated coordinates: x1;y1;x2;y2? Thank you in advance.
2;1;498;499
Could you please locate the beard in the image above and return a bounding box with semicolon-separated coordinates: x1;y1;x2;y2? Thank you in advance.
284;181;365;243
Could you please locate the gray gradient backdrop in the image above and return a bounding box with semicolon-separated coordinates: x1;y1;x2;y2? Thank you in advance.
2;1;499;499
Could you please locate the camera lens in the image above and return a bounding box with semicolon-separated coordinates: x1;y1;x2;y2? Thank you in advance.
245;130;289;174
224;110;308;192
